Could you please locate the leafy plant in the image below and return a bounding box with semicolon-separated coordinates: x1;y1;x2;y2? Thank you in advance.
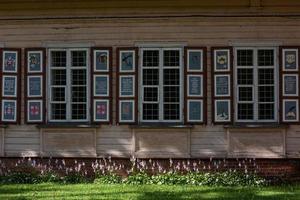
0;172;41;184
62;172;88;184
94;173;122;184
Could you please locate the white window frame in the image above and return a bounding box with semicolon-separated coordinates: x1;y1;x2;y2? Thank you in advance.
93;50;109;72
187;99;203;122
214;49;230;72
119;100;135;123
282;48;298;72
214;74;231;97
119;75;135;97
27;100;43;122
2;75;17;97
283;99;299;122
187;49;203;72
93;74;109;97
93;99;109;122
47;48;90;122
2;99;17;122
214;99;231;122
139;47;183;123
234;47;278;123
282;74;299;97
27;50;43;73
119;50;136;73
27;75;43;97
187;74;203;97
2;50;18;73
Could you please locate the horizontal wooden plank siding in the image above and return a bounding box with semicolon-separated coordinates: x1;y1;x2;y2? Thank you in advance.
0;0;300;19
191;126;227;157
134;129;190;158
228;128;285;158
41;129;96;157
4;125;40;157
286;125;300;158
0;12;300;158
96;126;132;157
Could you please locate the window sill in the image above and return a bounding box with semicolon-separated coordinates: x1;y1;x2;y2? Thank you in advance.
130;123;193;129
224;123;289;129
36;124;101;129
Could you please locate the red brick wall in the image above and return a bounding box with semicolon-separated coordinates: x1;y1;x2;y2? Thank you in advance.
1;158;299;182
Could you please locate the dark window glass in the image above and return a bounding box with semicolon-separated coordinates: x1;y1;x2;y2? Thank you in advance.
258;49;274;66
164;50;180;66
71;51;87;67
237;68;253;85
238;103;254;120
143;50;159;67
51;51;66;67
237;50;253;66
143;104;159;120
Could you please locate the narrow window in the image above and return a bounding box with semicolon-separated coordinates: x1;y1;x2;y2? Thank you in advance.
49;49;89;122
140;48;182;122
235;48;277;122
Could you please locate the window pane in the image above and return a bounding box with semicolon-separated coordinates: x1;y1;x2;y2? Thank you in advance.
258;69;274;85
258;103;274;120
143;104;159;120
72;86;86;103
164;50;180;66
238;103;254;120
143;87;158;102
71;104;87;120
72;69;86;85
237;50;253;66
163;69;180;85
51;69;66;85
238;87;253;101
51;103;66;120
51;87;65;101
237;68;253;85
143;50;159;67
164;104;180;120
143;69;159;85
164;86;180;103
71;51;87;67
258;49;274;66
258;86;274;102
51;51;66;67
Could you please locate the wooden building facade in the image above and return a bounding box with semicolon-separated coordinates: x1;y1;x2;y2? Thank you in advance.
0;0;300;160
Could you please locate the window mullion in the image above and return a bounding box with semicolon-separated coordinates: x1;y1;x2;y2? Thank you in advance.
159;48;164;122
254;49;258;122
67;50;71;121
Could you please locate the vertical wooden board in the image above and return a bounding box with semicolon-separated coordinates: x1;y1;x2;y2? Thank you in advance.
286;125;300;157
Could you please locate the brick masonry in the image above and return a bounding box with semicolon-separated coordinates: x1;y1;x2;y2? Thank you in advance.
0;158;300;182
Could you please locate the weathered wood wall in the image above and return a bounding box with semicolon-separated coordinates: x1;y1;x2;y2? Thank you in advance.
0;0;300;19
0;6;300;158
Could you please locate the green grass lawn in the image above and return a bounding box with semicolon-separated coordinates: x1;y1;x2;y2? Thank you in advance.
0;183;299;200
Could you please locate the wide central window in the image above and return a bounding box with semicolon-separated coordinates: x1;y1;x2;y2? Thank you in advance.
140;48;182;122
48;49;89;122
235;47;277;122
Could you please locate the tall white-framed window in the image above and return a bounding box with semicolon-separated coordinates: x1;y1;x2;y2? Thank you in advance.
139;47;183;122
48;48;89;122
235;47;278;122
